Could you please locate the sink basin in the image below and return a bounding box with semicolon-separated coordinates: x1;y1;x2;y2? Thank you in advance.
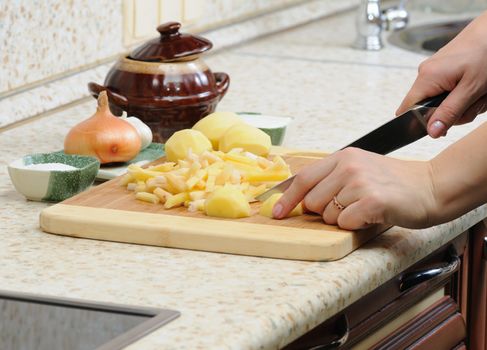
0;289;180;350
388;19;472;54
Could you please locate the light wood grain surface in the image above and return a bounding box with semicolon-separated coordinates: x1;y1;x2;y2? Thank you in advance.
40;149;387;261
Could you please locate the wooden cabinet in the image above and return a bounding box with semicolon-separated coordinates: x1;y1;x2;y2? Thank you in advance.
467;221;487;350
370;296;466;349
284;221;487;350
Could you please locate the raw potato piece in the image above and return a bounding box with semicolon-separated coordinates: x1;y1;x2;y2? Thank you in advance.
219;124;271;156
205;186;251;218
192;111;243;149
165;129;212;162
259;193;303;218
122;148;293;216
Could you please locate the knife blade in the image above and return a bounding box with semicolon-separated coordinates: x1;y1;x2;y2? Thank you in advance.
255;92;449;202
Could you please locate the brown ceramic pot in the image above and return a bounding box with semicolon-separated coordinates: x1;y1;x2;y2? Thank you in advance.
88;22;230;143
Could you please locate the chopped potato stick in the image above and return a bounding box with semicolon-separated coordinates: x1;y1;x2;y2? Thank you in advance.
211;150;225;158
224;159;258;173
164;192;189;209
215;166;233;185
165;173;187;193
135;181;147;193
257;156;272;169
187;150;199;163
244;171;290;183
224;153;258;166
189;190;206;201
128;166;163;181
153;187;171;203
206;174;217;192
195;180;207;190
135;192;160;204
186;169;207;190
244;151;258;160
200;150;222;164
148;162;176;172
230;170;241;184
268;155;289;171
188;199;206;212
178;159;191;169
188;161;202;176
119;173;134;186
207;161;224;171
146;176;167;192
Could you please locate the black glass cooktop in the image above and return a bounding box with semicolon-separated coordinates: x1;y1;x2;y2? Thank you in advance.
0;290;179;350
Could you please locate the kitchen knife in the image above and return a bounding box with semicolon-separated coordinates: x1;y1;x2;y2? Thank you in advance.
256;92;449;202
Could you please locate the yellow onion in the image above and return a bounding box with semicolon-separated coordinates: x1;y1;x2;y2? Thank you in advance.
64;91;141;164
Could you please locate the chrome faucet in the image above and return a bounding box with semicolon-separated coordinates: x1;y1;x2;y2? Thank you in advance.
353;0;409;50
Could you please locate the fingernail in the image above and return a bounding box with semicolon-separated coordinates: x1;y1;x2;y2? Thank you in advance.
429;120;447;138
273;203;283;218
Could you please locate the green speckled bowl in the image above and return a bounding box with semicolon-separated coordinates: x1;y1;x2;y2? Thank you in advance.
7;153;100;202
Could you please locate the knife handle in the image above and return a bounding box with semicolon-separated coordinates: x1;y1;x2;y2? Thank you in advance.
416;91;449;108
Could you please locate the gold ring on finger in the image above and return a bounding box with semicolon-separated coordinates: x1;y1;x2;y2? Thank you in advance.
332;195;345;210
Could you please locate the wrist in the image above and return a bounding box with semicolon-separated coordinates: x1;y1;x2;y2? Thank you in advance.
425;159;444;226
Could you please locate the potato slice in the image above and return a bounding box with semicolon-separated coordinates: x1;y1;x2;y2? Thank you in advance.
205;186;251;218
219;124;271;156
259;193;303;218
192;111;243;149
165;129;212;162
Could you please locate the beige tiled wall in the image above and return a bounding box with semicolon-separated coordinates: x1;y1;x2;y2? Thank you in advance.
0;0;304;95
0;0;124;94
0;0;358;128
186;0;303;29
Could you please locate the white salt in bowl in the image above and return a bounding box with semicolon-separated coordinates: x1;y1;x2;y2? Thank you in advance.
7;152;100;202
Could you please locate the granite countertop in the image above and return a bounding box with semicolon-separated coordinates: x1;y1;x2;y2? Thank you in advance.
1;9;486;350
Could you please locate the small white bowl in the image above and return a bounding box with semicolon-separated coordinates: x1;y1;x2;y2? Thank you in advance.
8;152;100;202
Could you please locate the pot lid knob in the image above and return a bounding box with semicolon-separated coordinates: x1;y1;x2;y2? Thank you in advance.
129;22;213;62
157;22;181;37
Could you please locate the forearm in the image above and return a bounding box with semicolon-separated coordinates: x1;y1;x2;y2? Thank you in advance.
430;122;487;224
452;10;487;50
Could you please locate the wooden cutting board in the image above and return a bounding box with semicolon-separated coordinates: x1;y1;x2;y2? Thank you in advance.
40;148;387;261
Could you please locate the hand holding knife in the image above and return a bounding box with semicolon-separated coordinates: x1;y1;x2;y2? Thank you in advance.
256;92;449;202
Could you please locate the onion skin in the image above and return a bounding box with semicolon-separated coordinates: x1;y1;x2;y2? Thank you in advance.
64;91;141;163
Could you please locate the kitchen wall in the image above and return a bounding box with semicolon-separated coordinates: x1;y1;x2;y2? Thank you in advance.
0;0;358;128
0;0;304;96
0;0;123;94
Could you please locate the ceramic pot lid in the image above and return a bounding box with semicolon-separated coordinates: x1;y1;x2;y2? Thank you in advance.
129;22;213;62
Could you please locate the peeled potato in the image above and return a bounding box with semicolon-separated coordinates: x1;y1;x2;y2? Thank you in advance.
205;186;251;218
192;111;243;149
259;193;303;218
219;123;271;156
165;129;212;162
